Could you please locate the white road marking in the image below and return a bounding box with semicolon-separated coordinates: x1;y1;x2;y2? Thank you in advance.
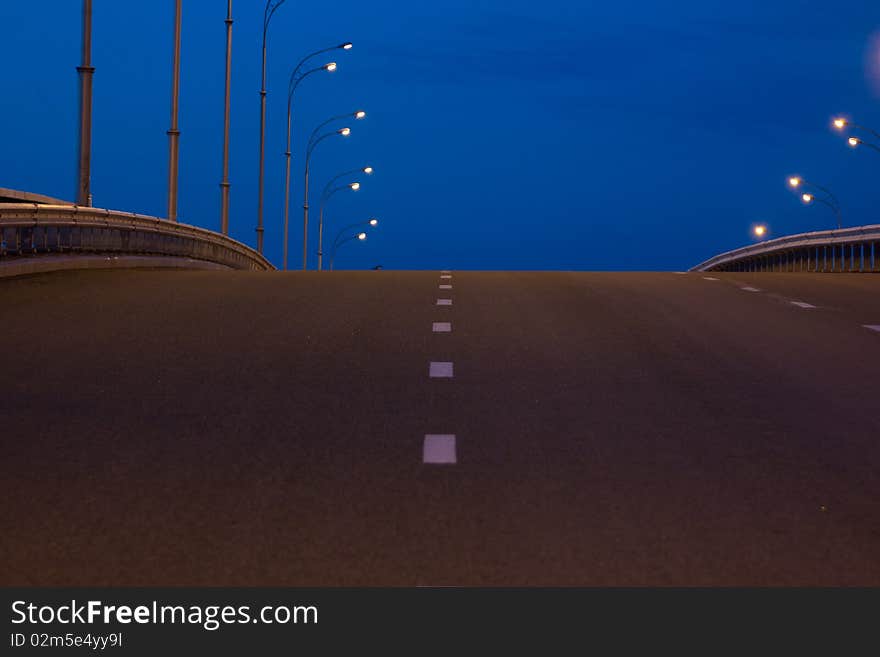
429;362;454;378
423;435;457;464
437;299;452;306
703;277;719;281
439;284;452;289
440;274;452;279
674;272;688;275
740;286;761;292
433;322;452;332
790;301;816;309
863;325;880;333
441;270;451;274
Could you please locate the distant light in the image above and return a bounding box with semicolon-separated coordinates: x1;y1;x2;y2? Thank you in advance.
350;182;361;191
339;127;351;136
802;193;814;203
355;110;367;119
341;42;353;50
325;62;337;72
848;137;860;147
754;225;766;237
369;218;378;226
357;232;367;240
788;177;801;188
363;166;374;174
833;118;847;130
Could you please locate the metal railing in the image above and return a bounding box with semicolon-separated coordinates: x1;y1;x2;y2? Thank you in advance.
690;224;880;273
0;204;274;272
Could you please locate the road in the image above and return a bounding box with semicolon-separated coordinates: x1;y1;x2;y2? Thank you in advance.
2;269;879;586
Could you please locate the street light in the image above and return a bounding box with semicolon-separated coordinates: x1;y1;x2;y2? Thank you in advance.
167;0;183;222
832;116;880;140
847;136;880;154
76;0;94;207
219;0;233;235
317;181;362;271
329;231;369;271
754;224;767;238
329;218;378;270
800;192;842;230
314;166;373;271
301;111;366;270
280;59;338;271
256;0;288;254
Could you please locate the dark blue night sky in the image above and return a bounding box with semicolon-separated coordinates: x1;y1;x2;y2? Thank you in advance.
2;1;879;270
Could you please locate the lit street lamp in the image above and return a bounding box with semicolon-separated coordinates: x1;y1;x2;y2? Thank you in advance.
329;218;378;270
847;136;880;154
832;116;880;140
301;111;366;270
800;192;842;230
317;181;361;271
280;59;338;271
315;166;373;271
753;224;767;238
329;230;369;271
256;0;288;254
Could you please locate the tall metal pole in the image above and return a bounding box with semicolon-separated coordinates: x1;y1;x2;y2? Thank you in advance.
75;0;94;207
283;98;293;270
167;0;182;222
302;159;310;270
219;0;233;235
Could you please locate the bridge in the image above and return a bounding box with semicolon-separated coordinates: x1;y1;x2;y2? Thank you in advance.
2;243;880;585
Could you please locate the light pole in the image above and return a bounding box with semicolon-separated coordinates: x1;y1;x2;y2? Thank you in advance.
329;231;369;271
75;0;94;207
219;0;233;235
788;176;842;229
317;181;361;271
256;0;288;253
846;136;880;155
301;110;365;270
281;58;339;271
167;0;183;222
832;117;880;140
329;218;378;270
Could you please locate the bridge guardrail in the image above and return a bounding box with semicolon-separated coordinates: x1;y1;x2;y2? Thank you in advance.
0;203;274;272
690;224;880;272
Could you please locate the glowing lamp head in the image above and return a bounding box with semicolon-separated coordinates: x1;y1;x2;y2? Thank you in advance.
350;182;361;191
339;127;351;136
354;110;367;120
325;62;338;72
341;42;353;50
833;118;847;130
848;137;860;147
802;193;814;203
754;225;766;237
368;218;378;226
788;177;801;188
363;166;374;175
357;232;367;240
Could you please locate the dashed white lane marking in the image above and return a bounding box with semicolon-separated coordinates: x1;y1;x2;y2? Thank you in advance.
441;270;451;274
791;301;816;309
740;286;761;292
433;322;452;332
423;435;457;464
864;325;880;333
674;272;688;275
439;284;452;289
703;277;719;281
429;361;454;378
440;274;452;279
437;299;452;306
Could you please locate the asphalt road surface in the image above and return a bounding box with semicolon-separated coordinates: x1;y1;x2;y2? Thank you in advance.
2;269;880;586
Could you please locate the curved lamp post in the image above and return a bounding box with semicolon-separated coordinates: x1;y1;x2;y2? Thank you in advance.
846;136;880;155
256;0;288;254
832;117;880;140
316;166;373;271
788;176;842;229
799;192;843;230
329;230;370;271
219;0;234;234
280;61;338;271
76;0;94;207
329;218;378;270
301;110;365;270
